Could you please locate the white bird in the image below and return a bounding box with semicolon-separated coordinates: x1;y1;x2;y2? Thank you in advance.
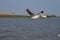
58;34;60;37
26;9;47;20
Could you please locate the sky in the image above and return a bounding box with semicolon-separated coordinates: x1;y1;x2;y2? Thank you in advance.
0;0;60;16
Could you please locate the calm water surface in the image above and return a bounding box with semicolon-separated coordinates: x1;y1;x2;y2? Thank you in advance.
0;18;60;40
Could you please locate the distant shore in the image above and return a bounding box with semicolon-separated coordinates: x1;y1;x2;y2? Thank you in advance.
0;15;60;18
0;15;30;18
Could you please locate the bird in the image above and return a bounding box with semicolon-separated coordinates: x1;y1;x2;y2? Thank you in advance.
26;9;47;20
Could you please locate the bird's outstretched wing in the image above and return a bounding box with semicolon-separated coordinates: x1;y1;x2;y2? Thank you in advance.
26;9;35;16
38;11;44;15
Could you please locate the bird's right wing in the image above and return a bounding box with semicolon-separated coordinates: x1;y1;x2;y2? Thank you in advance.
37;11;44;15
26;9;35;16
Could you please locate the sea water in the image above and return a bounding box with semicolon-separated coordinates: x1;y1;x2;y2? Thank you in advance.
0;18;60;40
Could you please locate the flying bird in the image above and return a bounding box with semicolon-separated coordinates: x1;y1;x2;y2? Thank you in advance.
26;9;47;20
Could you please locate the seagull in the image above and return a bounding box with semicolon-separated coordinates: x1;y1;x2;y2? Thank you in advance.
26;9;47;20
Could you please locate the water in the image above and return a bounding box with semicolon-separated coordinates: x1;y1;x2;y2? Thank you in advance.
0;18;60;40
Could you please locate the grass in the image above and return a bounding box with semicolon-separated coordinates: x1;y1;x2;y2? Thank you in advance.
0;15;31;18
0;15;60;18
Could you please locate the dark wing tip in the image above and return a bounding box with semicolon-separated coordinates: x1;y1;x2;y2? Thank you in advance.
26;9;35;16
40;11;44;13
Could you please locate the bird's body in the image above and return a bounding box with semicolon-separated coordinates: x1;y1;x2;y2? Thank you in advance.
31;15;40;19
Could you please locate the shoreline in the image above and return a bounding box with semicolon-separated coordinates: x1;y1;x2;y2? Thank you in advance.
0;15;60;18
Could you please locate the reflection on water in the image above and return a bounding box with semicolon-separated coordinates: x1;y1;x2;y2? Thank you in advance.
0;18;60;40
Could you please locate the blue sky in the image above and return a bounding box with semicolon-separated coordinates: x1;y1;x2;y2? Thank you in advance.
0;0;60;16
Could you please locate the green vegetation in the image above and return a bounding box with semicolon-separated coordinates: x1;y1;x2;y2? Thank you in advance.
56;16;60;18
0;15;60;18
0;13;60;18
0;15;31;18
